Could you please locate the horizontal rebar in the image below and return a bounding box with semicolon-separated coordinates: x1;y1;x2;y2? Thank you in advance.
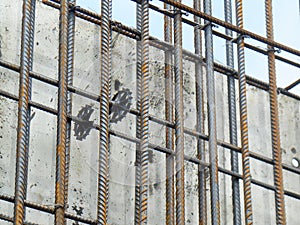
157;0;300;57
0;213;38;225
130;0;300;70
1;90;300;202
0;60;300;176
42;0;300;96
0;195;97;224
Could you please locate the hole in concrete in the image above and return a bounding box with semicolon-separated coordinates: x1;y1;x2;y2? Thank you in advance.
291;147;297;154
291;157;300;168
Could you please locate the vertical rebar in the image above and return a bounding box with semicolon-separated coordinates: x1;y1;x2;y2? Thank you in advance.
135;2;142;224
173;2;185;224
193;1;206;224
55;0;69;224
14;0;36;224
164;3;174;225
26;0;36;189
265;1;286;224
97;0;111;224
139;1;150;224
64;0;76;209
203;0;220;224
235;0;253;224
224;0;241;224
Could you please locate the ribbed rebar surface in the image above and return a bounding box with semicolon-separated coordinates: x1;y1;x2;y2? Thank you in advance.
193;1;206;224
64;0;76;209
265;0;286;224
1;0;300;224
164;2;175;225
139;1;150;224
158;0;300;57
203;0;220;224
224;0;241;224
135;2;142;224
97;0;111;224
174;2;185;224
14;0;36;224
55;0;69;224
235;0;253;224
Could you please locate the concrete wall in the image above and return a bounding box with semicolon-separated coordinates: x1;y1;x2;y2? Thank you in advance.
0;0;300;224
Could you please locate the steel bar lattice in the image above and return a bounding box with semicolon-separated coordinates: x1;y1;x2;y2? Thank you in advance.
0;0;300;225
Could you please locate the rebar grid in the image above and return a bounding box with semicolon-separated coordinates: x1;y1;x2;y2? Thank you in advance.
0;0;300;225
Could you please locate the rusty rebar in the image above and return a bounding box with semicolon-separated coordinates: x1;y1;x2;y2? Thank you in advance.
139;1;150;224
14;0;36;224
235;0;253;224
203;0;220;224
265;0;286;224
2;58;300;177
64;0;76;210
173;2;185;225
2;85;300;202
55;0;69;224
157;0;300;57
193;1;206;224
164;10;175;225
45;0;300;71
135;2;142;224
224;0;241;224
164;2;175;225
97;0;111;224
285;78;300;91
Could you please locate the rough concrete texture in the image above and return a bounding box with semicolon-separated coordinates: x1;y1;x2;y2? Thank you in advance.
0;0;300;224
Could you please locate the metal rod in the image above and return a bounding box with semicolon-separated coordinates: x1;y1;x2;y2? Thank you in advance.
265;0;286;224
0;213;38;225
2;91;300;201
224;0;241;224
157;0;300;57
42;1;300;98
285;78;300;91
97;0;111;224
14;0;36;224
193;1;206;224
235;0;253;224
1;194;97;224
2;59;300;177
64;0;76;210
203;0;220;224
173;2;185;224
135;2;142;224
55;0;69;224
45;0;300;71
164;2;175;225
139;1;150;224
